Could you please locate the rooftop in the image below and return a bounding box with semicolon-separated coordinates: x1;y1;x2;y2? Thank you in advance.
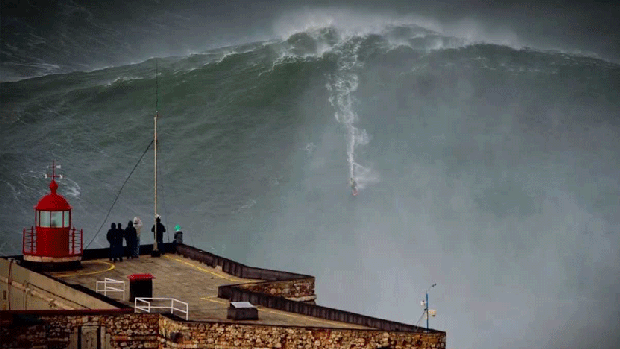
2;243;438;334
46;250;370;329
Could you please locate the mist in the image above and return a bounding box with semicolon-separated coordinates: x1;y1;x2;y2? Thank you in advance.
230;35;620;348
2;0;619;81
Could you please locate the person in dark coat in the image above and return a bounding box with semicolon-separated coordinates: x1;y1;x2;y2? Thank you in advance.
173;225;183;251
115;223;124;261
151;215;166;253
125;220;137;259
106;223;116;261
107;223;123;262
117;222;124;261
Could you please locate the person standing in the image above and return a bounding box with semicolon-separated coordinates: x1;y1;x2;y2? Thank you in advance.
117;222;124;258
173;225;183;251
125;220;137;259
106;223;116;261
151;215;166;254
133;216;142;258
107;223;123;262
114;223;124;262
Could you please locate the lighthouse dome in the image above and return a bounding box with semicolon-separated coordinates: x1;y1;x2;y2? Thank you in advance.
35;180;71;211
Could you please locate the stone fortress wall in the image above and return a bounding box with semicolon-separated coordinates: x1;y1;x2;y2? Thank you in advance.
1;312;446;349
0;244;446;348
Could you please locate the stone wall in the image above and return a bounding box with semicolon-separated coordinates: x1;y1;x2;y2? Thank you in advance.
239;278;316;302
175;244;317;301
219;285;429;333
176;244;315;282
159;316;446;349
1;311;446;349
0;311;158;349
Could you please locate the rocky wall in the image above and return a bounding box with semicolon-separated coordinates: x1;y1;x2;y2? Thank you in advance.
0;312;159;349
239;278;316;301
0;321;47;349
1;312;445;349
159;317;446;349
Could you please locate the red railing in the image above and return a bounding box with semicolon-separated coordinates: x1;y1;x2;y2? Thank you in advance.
69;228;83;256
22;227;83;257
23;226;35;255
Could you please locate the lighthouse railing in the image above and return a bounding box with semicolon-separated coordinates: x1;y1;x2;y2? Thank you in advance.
68;228;83;256
23;227;35;255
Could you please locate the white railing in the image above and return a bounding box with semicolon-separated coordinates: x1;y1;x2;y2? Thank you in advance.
96;278;125;298
134;297;189;320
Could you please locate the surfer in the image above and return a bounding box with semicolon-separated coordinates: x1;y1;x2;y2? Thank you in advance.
350;178;358;196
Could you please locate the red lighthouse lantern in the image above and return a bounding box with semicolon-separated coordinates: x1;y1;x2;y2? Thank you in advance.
23;162;83;266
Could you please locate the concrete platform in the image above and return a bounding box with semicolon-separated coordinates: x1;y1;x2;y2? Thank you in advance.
47;253;369;329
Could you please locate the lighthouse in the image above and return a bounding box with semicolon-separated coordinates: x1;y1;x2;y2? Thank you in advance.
23;162;83;268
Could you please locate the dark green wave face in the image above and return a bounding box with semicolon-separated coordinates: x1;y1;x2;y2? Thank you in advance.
1;24;620;349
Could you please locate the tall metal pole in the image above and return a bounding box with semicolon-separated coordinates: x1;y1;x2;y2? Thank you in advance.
152;58;160;256
153;111;158;253
425;290;429;330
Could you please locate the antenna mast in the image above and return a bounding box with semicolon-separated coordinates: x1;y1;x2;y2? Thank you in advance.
425;283;437;331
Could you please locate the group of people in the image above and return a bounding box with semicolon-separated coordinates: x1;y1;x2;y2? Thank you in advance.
106;216;143;262
106;215;176;262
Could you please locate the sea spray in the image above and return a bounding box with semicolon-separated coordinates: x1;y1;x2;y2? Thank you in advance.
326;38;378;189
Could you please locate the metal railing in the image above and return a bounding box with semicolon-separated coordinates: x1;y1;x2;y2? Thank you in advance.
22;226;83;256
96;278;126;298
23;227;36;254
134;297;189;320
69;227;84;256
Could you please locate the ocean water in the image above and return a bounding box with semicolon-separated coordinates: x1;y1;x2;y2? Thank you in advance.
1;23;620;348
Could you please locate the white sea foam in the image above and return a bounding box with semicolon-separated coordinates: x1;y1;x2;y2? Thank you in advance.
326;38;380;189
270;8;552;56
2;180;18;201
272;8;442;43
62;178;81;198
105;75;144;86
233;199;256;214
303;142;317;155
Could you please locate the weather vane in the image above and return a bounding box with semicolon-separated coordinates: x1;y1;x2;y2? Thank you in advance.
44;160;63;180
